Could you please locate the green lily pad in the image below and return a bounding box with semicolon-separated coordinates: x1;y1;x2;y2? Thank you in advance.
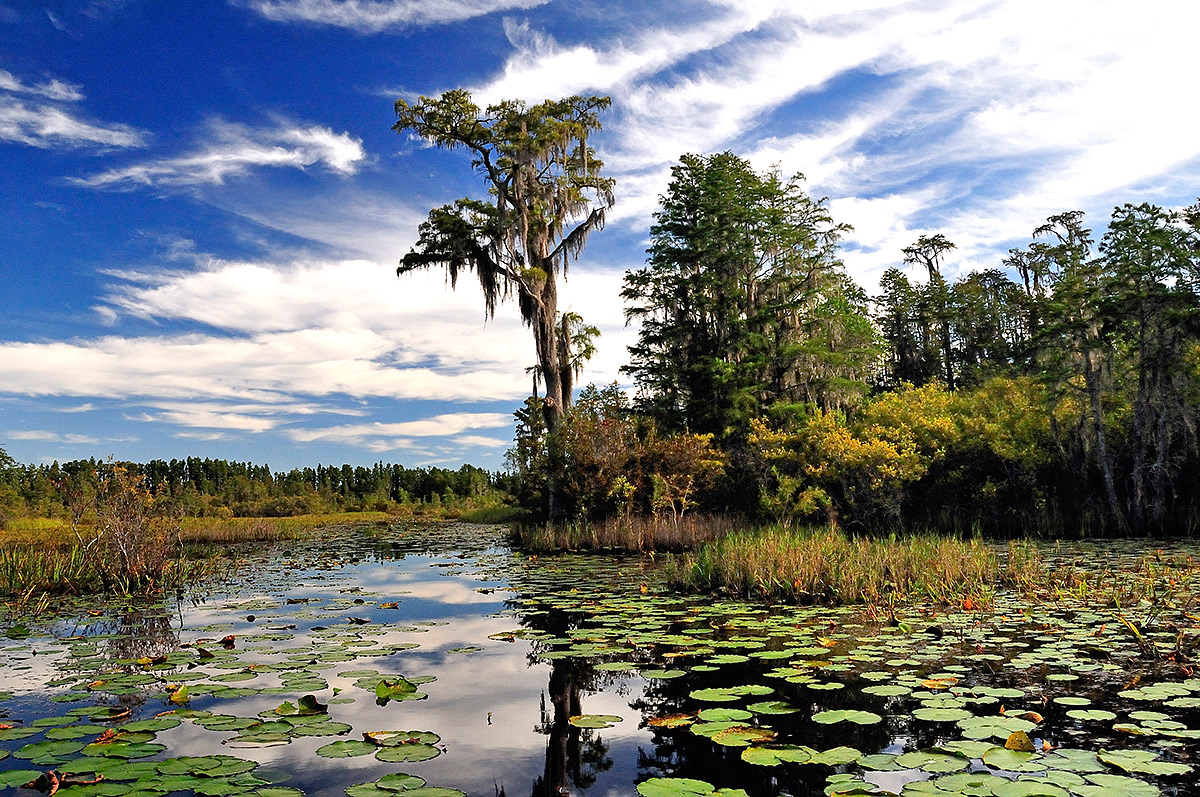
374;744;440;763
811;709;881;725
741;746;816;766
568;714;623;729
636;778;748;797
745;701;798;715
316;740;376;758
1098;748;1190;776
697;708;752;722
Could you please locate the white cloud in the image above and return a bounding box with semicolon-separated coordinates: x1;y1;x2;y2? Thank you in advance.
288;412;511;444
0;96;146;149
7;430;101;444
453;434;509;448
463;0;1200;291
72;119;364;188
0;67;145;150
238;0;550;32
0;68;84;101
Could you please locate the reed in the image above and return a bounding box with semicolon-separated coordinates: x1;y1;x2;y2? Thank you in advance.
516;514;739;553
178;512;389;542
669;525;1005;605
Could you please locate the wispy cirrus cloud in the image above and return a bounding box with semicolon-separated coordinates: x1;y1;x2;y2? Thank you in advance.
0;68;146;149
0;68;84;101
467;0;1200;288
71;119;365;188
7;429;101;444
288;412;511;443
236;0;550;32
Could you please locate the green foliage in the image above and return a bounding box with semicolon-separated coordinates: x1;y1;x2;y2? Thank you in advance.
749;378;1053;530
622;151;874;438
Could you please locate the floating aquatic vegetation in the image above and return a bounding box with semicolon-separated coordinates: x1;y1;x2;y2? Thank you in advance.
2;523;1200;796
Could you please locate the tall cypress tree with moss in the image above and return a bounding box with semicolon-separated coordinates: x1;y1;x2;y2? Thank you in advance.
393;90;614;520
622;152;872;438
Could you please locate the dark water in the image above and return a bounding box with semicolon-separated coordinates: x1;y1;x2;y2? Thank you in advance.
2;523;1199;797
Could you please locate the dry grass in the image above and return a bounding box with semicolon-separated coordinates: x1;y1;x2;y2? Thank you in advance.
178;512;390;543
516;514;740;552
668;526;1010;605
0;511;393;599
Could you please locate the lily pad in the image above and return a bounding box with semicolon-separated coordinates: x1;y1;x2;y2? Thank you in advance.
568;714;623;729
811;709;881;725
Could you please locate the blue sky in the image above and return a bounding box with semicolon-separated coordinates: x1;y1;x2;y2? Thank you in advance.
2;0;1198;472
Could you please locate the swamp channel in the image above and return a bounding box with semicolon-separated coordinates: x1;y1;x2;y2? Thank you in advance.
2;522;1200;797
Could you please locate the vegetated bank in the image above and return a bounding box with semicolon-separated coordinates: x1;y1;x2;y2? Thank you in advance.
503;150;1200;545
0;453;514;602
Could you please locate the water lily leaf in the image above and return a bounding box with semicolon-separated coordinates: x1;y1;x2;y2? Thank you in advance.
809;746;861;766
990;781;1069;797
1005;731;1036;752
374;677;427;705
741;746;815;766
710;725;776;747
648;713;696;728
0;770;43;789
1042;749;1104;773
928;772;1010;795
568;714;623;729
315;740;376;758
913;707;973;722
895;750;968;773
982;747;1042;772
14;739;88;760
957;715;1036;740
636;778;747;797
697;708;752;723
812;709;881;725
363;730;440;747
275;695;328;716
1098;749;1190;776
121;718;181;733
374;744;440;763
862;684;911;697
745;701;798;715
1078;773;1161;797
856;754;904;771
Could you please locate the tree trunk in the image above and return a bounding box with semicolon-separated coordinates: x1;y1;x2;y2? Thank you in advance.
533;262;567;522
1084;353;1124;532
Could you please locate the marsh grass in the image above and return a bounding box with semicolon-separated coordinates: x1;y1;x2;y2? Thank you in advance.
516;514;739;552
178;512;390;543
668;526;1018;605
0;511;393;600
667;525;1200;609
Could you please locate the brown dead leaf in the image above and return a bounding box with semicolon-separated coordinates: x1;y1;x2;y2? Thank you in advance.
1005;731;1035;752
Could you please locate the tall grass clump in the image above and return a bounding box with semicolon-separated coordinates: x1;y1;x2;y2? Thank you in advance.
669;525;1003;605
178;511;390;543
516;514;739;553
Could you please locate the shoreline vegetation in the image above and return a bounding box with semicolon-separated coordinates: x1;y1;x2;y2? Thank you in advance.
0;453;522;601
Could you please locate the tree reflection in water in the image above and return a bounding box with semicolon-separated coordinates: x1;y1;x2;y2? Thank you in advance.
520;602;613;796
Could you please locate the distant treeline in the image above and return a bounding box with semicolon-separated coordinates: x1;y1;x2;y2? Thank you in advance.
0;451;499;521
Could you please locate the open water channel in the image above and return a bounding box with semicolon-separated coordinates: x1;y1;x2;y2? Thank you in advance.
2;522;1199;797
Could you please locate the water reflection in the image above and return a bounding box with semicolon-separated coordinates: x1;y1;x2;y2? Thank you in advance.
519;602;614;796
